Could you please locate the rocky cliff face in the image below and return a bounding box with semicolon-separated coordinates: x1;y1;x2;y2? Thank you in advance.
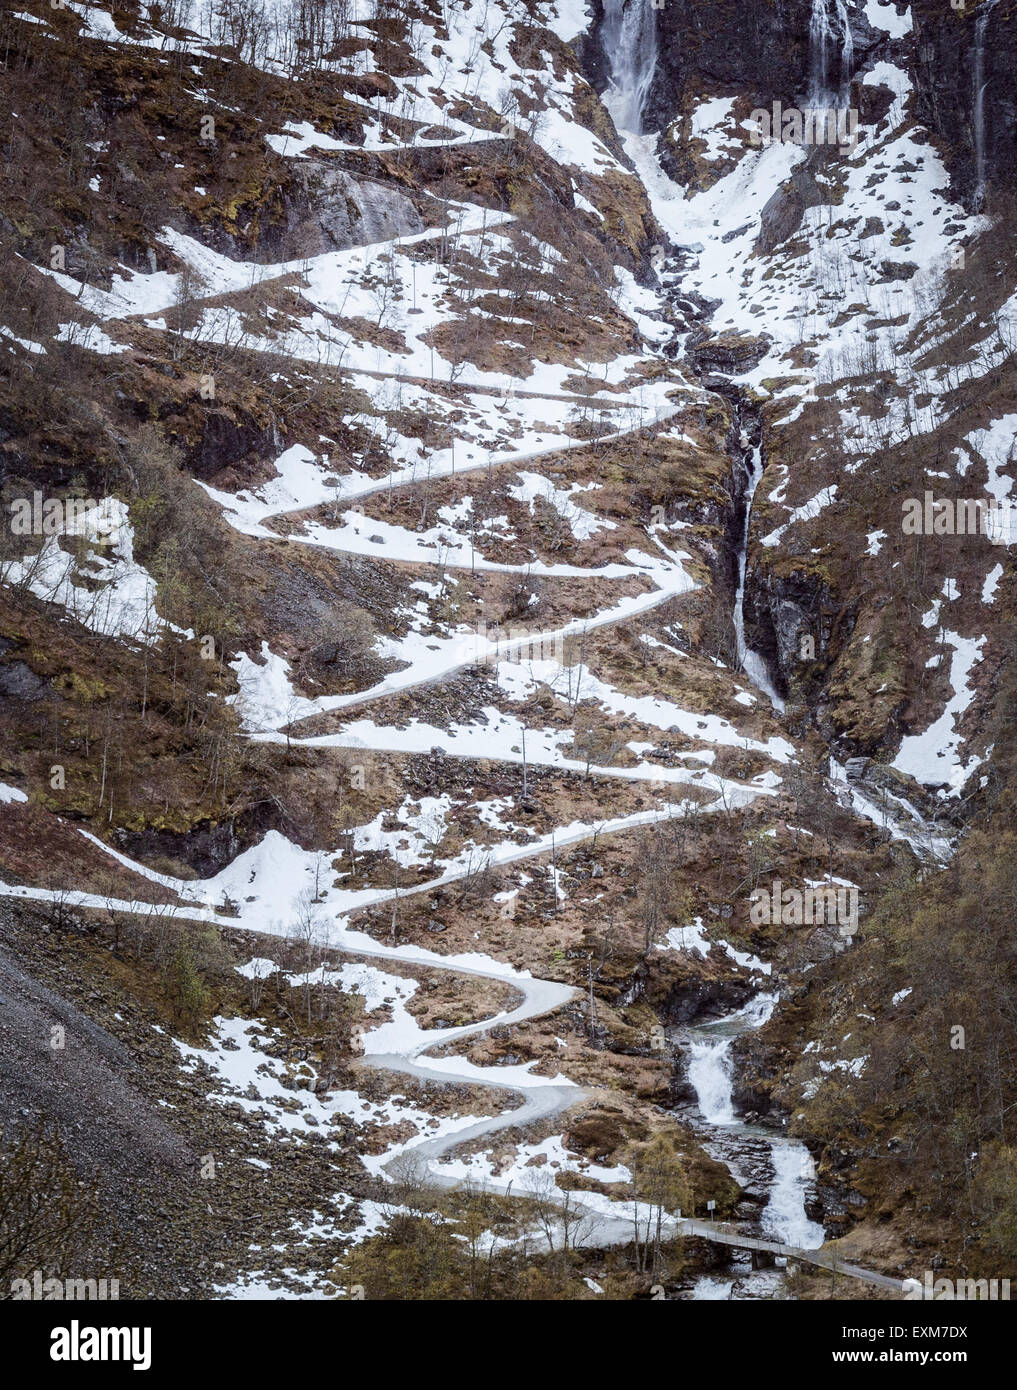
586;0;891;139
911;0;1017;210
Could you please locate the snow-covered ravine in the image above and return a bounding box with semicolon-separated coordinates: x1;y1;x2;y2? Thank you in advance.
2;0;940;1286
4;0;997;1303
597;34;829;1294
600;17;788;720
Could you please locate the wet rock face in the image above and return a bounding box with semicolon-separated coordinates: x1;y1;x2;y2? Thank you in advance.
584;0;885;137
911;0;1017;210
580;0;809;130
746;588;808;690
0;657;48;701
730;1070;776;1119
658;974;756;1024
690;331;771;378
743;561;837;704
184;408;279;482
275;164;424;259
114;812;272;878
650;0;814;127
729;1028;781;1116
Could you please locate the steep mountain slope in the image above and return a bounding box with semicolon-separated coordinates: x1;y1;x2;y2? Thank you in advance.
0;0;1014;1300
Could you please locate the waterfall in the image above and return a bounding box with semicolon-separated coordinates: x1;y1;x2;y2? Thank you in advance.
807;0;854;106
686;995;825;1262
688;1036;737;1125
762;1143;826;1249
733;444;785;711
973;0;1000;210
600;0;658;134
687;993;777;1127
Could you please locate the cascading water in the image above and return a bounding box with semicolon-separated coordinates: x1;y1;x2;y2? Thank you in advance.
688;993;777;1130
733;439;786;712
762;1144;826;1248
807;0;854;106
682;992;825;1295
973;0;1000;211
691;1275;735;1300
687;1037;737;1125
600;0;658;134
